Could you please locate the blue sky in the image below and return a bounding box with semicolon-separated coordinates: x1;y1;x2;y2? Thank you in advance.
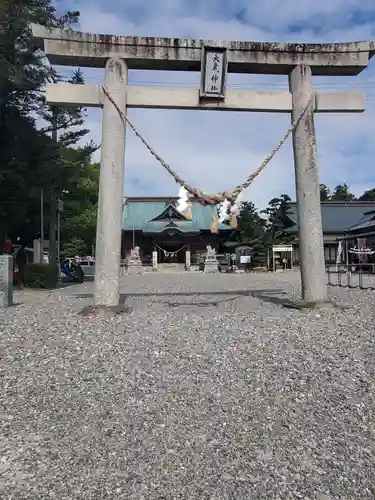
53;0;375;207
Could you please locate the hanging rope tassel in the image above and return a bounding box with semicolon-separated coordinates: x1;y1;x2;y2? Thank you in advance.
183;203;192;220
211;215;218;233
230;213;238;228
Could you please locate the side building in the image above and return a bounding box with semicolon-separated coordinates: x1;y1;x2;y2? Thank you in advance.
121;197;233;269
283;200;375;264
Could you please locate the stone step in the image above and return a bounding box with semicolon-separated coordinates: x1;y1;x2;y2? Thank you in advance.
158;263;185;268
157;263;186;272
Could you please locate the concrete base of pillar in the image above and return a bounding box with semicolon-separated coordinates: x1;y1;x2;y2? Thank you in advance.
127;260;144;275
79;304;133;316
204;259;219;273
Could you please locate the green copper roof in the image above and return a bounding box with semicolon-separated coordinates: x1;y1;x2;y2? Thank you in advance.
122;199;231;232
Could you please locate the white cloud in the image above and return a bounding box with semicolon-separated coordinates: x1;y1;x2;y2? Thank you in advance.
55;0;375;207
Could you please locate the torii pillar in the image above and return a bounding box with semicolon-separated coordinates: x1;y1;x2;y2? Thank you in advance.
289;65;327;303
95;58;127;306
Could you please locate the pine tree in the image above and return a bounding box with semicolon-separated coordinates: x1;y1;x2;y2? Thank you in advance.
0;0;99;267
0;0;58;244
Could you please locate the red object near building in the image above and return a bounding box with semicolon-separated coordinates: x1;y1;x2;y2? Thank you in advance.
3;238;12;254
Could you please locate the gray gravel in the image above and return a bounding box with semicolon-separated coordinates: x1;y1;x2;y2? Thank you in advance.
0;271;374;499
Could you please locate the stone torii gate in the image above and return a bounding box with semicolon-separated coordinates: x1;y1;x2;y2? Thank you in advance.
32;24;374;307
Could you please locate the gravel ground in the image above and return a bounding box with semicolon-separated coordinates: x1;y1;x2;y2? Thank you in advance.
0;271;374;500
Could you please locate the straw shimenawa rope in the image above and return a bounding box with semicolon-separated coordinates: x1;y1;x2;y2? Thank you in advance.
102;85;314;206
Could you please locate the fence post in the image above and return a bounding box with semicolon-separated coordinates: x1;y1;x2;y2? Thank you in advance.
359;266;364;289
347;267;352;288
326;265;332;286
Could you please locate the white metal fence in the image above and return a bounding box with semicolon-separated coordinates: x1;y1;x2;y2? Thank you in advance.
326;263;375;290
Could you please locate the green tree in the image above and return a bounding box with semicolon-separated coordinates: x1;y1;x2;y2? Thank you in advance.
9;146;100;255
40;73;96;266
330;183;356;201
0;0;81;248
222;202;268;267
262;193;293;244
319;184;330;201
237;202;267;241
61;237;87;260
237;202;268;266
358;188;375;201
58;147;99;257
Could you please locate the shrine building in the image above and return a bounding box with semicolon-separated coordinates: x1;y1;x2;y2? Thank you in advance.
284;200;375;265
121;197;233;269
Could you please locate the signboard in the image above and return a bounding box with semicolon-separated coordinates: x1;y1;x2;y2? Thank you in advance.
200;46;228;99
272;245;293;252
240;255;251;264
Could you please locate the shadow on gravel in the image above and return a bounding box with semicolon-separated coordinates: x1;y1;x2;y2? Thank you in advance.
160;297;239;308
72;288;307;310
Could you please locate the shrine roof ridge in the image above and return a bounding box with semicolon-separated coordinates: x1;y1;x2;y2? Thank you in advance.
125;196;179;202
31;24;374;75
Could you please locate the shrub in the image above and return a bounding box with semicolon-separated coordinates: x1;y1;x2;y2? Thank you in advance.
24;263;58;289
